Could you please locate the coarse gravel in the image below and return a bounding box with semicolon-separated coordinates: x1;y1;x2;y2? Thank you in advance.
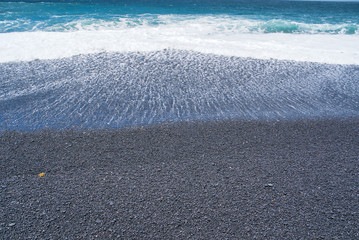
1;118;359;239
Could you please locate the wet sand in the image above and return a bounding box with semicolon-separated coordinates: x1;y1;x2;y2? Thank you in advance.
1;118;359;239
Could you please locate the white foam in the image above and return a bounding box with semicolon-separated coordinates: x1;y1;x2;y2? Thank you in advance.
23;15;359;35
1;18;359;64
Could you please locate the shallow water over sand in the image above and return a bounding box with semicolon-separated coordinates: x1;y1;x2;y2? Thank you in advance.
1;50;358;131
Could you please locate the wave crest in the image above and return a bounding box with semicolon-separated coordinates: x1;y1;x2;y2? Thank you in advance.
1;15;359;35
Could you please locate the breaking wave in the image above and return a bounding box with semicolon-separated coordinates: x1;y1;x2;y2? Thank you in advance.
1;15;359;35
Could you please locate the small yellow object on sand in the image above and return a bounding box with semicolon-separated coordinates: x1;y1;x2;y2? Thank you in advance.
38;172;45;177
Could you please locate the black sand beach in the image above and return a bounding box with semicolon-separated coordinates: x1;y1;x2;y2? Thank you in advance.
1;118;358;239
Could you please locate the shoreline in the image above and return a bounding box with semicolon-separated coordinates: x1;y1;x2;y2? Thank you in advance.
1;118;359;238
2;50;359;131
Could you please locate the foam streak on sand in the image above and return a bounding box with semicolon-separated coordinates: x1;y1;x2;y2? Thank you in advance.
1;50;359;131
1;30;359;64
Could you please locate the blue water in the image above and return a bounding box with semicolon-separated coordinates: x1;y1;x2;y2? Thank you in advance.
1;0;359;34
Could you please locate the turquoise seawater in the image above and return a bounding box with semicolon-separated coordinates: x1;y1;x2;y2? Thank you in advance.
1;0;359;34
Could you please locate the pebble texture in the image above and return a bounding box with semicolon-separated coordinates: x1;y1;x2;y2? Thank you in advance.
1;119;359;239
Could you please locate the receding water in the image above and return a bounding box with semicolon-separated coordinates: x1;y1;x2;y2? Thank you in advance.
1;50;358;131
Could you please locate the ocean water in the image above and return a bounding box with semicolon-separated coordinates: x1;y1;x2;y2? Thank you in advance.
1;0;359;63
1;0;359;130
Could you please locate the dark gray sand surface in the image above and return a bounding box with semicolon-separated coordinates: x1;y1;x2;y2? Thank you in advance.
1;119;359;239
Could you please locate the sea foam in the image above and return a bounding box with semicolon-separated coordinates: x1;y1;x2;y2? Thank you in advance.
1;29;359;64
1;15;359;64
